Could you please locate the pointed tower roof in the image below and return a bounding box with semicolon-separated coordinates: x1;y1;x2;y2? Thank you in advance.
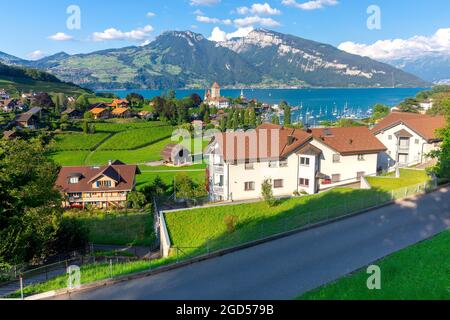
212;82;220;89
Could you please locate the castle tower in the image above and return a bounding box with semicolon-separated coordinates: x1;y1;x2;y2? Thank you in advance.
211;82;221;99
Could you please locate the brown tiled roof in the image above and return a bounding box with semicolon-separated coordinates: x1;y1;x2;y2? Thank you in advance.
112;107;130;115
55;163;139;193
372;112;446;141
311;126;387;155
215;124;312;162
90;107;107;115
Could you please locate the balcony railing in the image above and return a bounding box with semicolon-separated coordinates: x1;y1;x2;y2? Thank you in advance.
398;146;410;153
213;186;224;194
214;165;225;174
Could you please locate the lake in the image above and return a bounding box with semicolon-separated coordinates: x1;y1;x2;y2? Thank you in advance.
100;87;427;123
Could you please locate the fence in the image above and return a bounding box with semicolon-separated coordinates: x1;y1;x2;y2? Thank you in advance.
0;250;140;299
169;179;438;261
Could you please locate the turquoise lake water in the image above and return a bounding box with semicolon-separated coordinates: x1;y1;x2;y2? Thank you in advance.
101;87;427;122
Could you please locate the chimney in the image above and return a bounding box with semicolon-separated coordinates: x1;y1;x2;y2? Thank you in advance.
349;139;353;145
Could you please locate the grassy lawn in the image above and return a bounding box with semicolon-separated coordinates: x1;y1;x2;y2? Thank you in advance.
165;188;392;254
51;132;111;151
65;210;155;246
48;150;90;166
0;77;89;97
136;165;206;191
298;229;450;300
367;169;430;191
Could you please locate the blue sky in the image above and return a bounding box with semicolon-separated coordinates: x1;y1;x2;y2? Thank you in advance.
1;0;449;61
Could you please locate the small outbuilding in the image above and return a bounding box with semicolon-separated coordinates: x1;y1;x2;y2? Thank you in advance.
161;144;192;166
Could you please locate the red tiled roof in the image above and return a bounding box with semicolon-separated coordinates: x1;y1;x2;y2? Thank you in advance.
90;107;107;115
372;112;446;141
55;163;139;193
311;126;387;155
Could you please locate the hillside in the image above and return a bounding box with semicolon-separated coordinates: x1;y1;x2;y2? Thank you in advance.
0;30;429;90
0;62;90;96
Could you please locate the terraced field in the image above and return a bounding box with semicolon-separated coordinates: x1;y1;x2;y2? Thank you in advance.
49;120;176;166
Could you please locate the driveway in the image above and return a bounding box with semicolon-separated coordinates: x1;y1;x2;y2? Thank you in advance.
54;187;450;300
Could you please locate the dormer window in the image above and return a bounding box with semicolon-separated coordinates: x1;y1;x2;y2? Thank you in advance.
69;177;79;184
96;180;112;188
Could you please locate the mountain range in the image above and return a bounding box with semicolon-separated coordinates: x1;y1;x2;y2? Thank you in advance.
0;29;429;90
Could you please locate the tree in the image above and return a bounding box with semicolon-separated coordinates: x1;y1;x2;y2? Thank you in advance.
189;93;202;108
152;96;165;116
220;116;227;132
203;110;210;124
175;174;207;200
75;95;91;112
261;179;276;207
0;139;67;265
127;191;147;209
244;108;250;127
82;120;89;134
54;94;61;116
272;114;280;125
430;118;450;181
232;111;239;131
284;106;292;126
249;108;256;128
126;93;145;107
32;92;55;110
372;104;390;120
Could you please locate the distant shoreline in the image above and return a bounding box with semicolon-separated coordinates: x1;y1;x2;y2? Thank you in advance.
96;87;430;92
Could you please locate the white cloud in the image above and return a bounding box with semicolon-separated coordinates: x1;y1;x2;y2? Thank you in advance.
146;12;156;18
234;16;280;28
237;3;281;16
140;39;151;46
28;50;46;60
338;28;450;61
48;32;73;41
193;9;204;15
196;15;232;25
190;0;220;6
282;0;338;10
208;26;254;42
92;25;154;41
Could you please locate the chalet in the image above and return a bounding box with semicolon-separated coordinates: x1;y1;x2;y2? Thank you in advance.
88;102;109;110
1;99;19;112
90;107;111;120
55;161;141;209
206;124;387;202
62;108;83;119
111;99;130;108
15;112;39;129
111;107;132;118
2;130;17;140
372;112;446;169
161;144;192;166
137;110;154;120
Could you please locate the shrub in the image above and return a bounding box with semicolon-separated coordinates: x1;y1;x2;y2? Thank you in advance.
52;217;89;255
224;215;238;233
261;179;276;207
127;191;147;209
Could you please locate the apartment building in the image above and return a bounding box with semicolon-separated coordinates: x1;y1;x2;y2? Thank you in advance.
372;112;445;170
206;124;387;202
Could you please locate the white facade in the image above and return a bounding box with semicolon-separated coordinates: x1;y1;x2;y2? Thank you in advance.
310;139;379;187
207;138;380;202
375;124;440;170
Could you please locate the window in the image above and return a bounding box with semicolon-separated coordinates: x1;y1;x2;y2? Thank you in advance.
299;178;310;187
279;160;288;168
331;174;341;183
69;177;79;184
269;161;278;168
415;139;420;145
245;162;254;170
333;154;341;163
357;154;365;161
388;135;393;140
273;179;284;188
96;180;112;188
300;157;310;166
244;182;255;191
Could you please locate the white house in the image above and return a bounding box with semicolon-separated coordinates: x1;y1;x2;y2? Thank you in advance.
206;124;387;202
0;89;9;100
372;112;445;170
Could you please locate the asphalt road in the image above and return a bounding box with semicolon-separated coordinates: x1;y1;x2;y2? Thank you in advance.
55;187;450;300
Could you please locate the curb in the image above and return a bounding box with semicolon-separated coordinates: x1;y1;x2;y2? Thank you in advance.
27;184;449;300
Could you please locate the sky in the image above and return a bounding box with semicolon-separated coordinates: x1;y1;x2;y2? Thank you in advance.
1;0;449;61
